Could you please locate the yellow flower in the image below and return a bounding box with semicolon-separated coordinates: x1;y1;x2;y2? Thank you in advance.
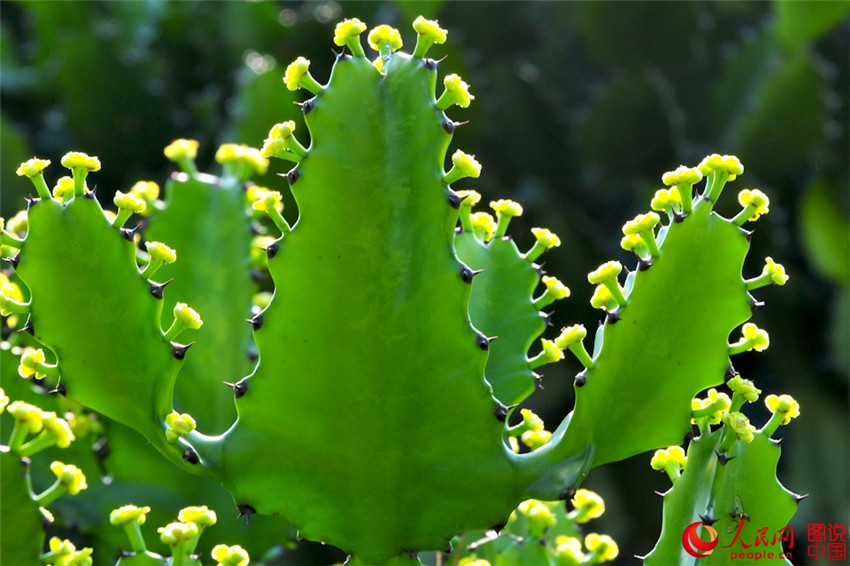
520;429;551;450
661;164;703;187
585;533;619;562
215;144;269;176
164;139;199;162
173;302;203;330
8;401;44;434
490;199;523;217
517;499;557;536
451;150;482;178
251;190;283;213
738;189;770;220
146;241;177;264
442;74;474;108
212;544;251;566
130;180;160;201
554;536;584;564
531;227;561;249
52;176;76;202
16;157;51;177
50;461;88;495
542;275;570;300
110;504;151;526
762;257;788;285
590;284;617;311
741;322;770;351
60;152;101;172
650;445;687;471
571;489;606;522
622;211;661;236
284;56;311;90
18;347;46;379
158;521;198;546
334;18;367;46
470;212;496;241
42;412;76;448
456;189;481;207
554;324;587;349
698;153;743;180
727;375;761;403
367;25;403;52
540;338;565;363
765;394;800;425
0;388;8;414
724;411;756;443
179;505;218;527
260;121;297;158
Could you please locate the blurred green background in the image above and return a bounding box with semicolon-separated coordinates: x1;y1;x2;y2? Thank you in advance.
1;1;847;564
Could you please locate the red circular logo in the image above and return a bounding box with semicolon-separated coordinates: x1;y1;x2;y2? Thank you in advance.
682;521;719;558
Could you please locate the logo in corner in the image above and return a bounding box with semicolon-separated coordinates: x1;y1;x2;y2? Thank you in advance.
682;521;719;558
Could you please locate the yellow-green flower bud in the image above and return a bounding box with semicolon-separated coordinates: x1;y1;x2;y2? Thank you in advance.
763;257;788;285
540;338;565;364
470;212;496;242
130;181;161;215
517;499;557;538
367;25;403;53
535;276;570;310
165;411;197;442
164;139;199;161
587;261;623;285
698;153;743;179
520;429;551;450
110;504;152;526
728;375;761;405
490;199;523;217
438;74;475;110
178;505;217;527
661;165;703;187
622;211;661;236
157;521;199;546
553;536;584;565
531;227;561;249
52;176;76;203
691;388;732;428
650;187;681;212
554;324;587;350
50;461;88;495
570;489;606;523
724;411;756;443
251;190;283;213
284;56;312;91
444;150;482;184
42;412;75;449
212;544;251;566
590;284;618;311
413;16;447;44
114;191;147;214
456;189;481;207
0;278;27;318
146;242;176;266
0;388;8;414
650;445;687;471
216;144;269;178
174;302;203;330
585;533;619;562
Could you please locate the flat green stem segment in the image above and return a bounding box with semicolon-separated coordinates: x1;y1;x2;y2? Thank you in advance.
220;54;521;563
15;198;211;477
520;200;752;495
454;233;547;406
644;430;798;565
145;173;254;435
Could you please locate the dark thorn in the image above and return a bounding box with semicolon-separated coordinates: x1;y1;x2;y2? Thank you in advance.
120;225;139;242
171;342;194;360
442;119;458;135
750;298;765;312
334;48;351;63
493;401;508;422
654;490;667;497
540;311;554;327
574;371;587;387
301;98;316;115
444;543;453;554
50;383;67;397
84;187;97;199
182;448;199;464
793;493;809;504
683;430;694;444
26;197;39;210
149;278;173;300
476;333;493;350
771;436;783;446
286;167;301;185
248;313;263;330
724;364;739;380
673;211;686;223
236;504;256;523
637;258;652;271
225;379;249;398
434;54;448;65
558;486;576;501
250;268;268;283
742;229;753;242
266;242;279;259
246;346;259;363
533;372;543;389
459;266;483;284
446;190;463;208
716;451;735;465
93;436;110;461
605;310;620;325
19;319;35;335
3;255;20;269
700;513;718;526
424;58;438;71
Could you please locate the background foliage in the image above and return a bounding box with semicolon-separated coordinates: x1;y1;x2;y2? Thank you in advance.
1;1;847;563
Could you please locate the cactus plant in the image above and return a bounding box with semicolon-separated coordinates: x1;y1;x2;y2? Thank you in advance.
1;16;801;566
